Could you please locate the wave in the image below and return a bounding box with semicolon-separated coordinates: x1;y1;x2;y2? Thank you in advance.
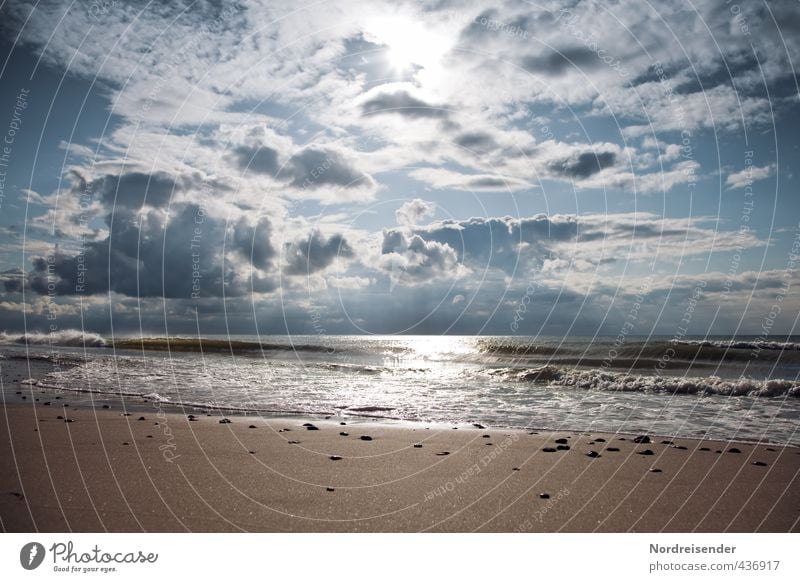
673;339;800;351
485;365;800;397
0;330;107;348
111;337;347;354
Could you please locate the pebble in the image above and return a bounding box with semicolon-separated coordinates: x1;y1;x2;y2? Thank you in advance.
539;493;550;499
727;448;742;454
146;435;153;438
436;451;450;456
473;423;486;429
594;438;606;443
249;451;255;454
699;447;711;451
554;438;568;444
671;445;688;450
302;423;314;427
633;435;651;444
340;422;346;426
542;447;557;452
752;461;768;467
248;425;257;429
326;487;335;492
57;416;64;420
340;432;349;436
586;451;601;458
649;468;663;473
64;419;74;423
102;405;110;409
557;445;570;451
306;425;319;431
605;447;620;452
288;441;300;444
43;402;51;406
637;449;655;456
485;442;493;446
329;455;343;461
482;435;491;438
413;444;422;448
122;442;129;446
512;467;520;471
138;417;146;421
766;447;776;452
661;440;675;445
360;435;373;441
219;419;232;424
122;413;131;417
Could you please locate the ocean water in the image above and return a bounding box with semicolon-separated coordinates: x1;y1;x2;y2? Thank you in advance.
2;331;800;444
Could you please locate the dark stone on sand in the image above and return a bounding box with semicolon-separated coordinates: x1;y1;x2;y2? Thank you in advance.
482;435;491;439
586;451;601;458
528;431;539;435
649;468;662;473
360;435;373;441
43;402;51;406
219;418;232;424
727;448;742;454
326;487;335;492
752;461;768;466
138;417;146;421
452;427;458;430
661;440;674;445
594;438;606;443
189;417;199;421
557;445;570;451
248;425;257;429
303;423;314;427
249;451;255;454
542;447;557;452
57;416;63;420
329;455;343;461
485;443;493;446
539;493;550;499
340;422;347;426
512;467;520;471
436;451;450;456
122;442;129;446
122;413;131;416
671;445;688;450
766;447;776;452
633;435;651;444
62;403;68;407
605;447;620;452
288;441;300;444
15;391;21;395
64;419;74;423
716;450;722;454
637;449;655;456
339;432;349;436
146;435;153;438
555;438;568;444
413;444;422;448
56;397;61;399
306;425;319;431
102;405;109;409
618;437;626;441
21;396;26;399
699;447;711;451
473;423;486;429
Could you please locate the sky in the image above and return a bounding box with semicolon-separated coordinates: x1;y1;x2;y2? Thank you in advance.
0;0;798;337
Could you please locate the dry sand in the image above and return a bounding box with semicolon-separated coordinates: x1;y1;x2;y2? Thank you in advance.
1;357;799;532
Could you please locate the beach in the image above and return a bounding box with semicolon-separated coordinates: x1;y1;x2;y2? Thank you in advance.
2;357;798;533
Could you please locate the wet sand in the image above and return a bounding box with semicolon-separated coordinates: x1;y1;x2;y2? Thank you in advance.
1;357;799;532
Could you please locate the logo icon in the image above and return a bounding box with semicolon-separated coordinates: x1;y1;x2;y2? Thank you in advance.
20;542;45;570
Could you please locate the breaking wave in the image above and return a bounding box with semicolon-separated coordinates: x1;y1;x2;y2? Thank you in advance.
0;330;107;348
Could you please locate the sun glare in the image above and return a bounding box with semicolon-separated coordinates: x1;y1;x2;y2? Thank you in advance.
367;16;450;72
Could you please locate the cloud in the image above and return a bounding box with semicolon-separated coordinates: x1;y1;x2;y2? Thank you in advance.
361;89;449;119
395;199;435;226
380;233;465;284
284;230;354;275
726;164;776;189
409;168;535;192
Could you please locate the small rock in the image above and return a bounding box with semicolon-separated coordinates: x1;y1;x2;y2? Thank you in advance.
413;444;423;448
340;422;346;426
555;438;568;444
287;440;300;444
660;440;674;445
102;405;110;409
594;438;606;443
482;435;491;439
326;487;335;492
512;467;520;471
219;418;232;424
339;432;349;436
302;423;314;427
557;445;570;451
57;415;64;420
122;413;131;417
649;468;663;473
539;493;550;499
715;450;722;454
306;425;319;431
122;442;129;446
360;435;373;441
752;461;768;467
138;417;146;421
586;451;601;458
633;435;651;444
542;447;557;452
43;402;51;406
605;447;620;452
727;448;742;454
248;425;257;429
21;396;26;399
249;451;255;454
671;445;688;450
146;435;153;438
699;447;711;451
329;455;343;461
637;449;655;456
485;442;493;446
473;423;486;429
64;419;74;423
436;451;450;456
766;447;776;452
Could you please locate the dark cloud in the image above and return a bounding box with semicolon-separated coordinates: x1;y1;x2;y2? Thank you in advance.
285;230;353;275
232;144;281;175
454;131;498;152
89;170;197;209
550;151;617;178
287;147;372;190
521;47;602;76
361;90;449;119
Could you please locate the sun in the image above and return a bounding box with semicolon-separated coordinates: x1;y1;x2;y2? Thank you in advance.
366;15;450;72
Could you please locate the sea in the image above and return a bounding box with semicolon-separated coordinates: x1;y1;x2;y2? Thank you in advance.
2;331;799;444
